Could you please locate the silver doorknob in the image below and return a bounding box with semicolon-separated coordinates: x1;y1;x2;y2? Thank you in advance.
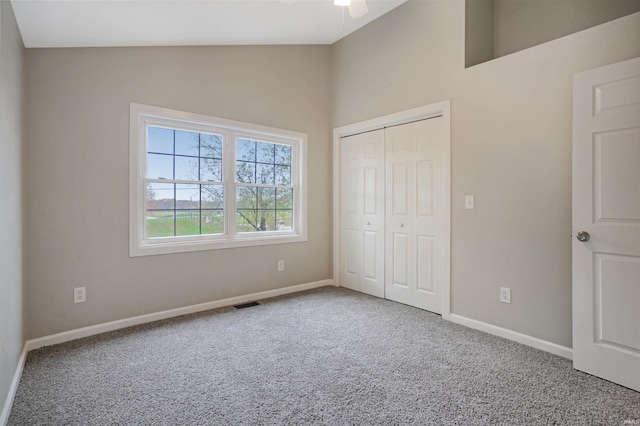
576;231;590;242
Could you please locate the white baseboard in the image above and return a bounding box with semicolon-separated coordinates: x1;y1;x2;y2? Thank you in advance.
448;314;573;360
0;344;27;426
26;279;334;352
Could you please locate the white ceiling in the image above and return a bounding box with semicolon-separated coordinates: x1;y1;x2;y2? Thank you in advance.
10;0;408;48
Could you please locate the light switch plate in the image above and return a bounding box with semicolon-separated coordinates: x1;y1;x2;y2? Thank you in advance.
465;195;475;210
500;287;511;304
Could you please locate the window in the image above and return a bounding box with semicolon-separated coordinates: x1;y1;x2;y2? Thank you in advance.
145;128;224;238
235;139;294;233
130;103;307;256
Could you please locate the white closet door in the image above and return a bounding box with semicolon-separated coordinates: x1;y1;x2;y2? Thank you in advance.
339;130;385;297
385;118;444;314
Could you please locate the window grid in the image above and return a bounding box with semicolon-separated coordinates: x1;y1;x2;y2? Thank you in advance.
145;128;225;239
235;139;294;233
235;186;294;232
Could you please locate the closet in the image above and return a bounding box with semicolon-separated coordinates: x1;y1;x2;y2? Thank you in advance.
338;113;448;314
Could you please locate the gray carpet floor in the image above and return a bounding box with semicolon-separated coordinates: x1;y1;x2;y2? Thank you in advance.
8;286;640;425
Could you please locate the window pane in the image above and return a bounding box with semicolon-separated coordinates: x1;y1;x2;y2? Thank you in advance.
200;158;222;182
254;210;276;232
236;211;258;233
175;130;200;156
275;165;291;185
256;163;275;185
146;210;175;238
237;139;255;161
236;161;255;183
200;134;222;159
148;127;173;154
147;153;173;179
236;185;278;233
146;182;174;209
276;210;293;231
236;185;256;209
236;210;276;232
175;210;201;236
276;188;293;209
201;210;224;235
176;184;199;209
174;156;199;181
256;141;275;163
201;185;224;209
257;187;276;210
236;187;277;233
275;144;291;165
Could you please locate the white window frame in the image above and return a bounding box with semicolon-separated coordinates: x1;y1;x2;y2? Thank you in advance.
129;103;307;257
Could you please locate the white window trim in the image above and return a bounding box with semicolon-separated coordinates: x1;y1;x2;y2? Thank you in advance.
129;103;308;257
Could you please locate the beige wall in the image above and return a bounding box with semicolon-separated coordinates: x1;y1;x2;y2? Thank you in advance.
465;0;494;67
0;0;25;415
24;45;332;338
466;0;640;66
18;0;640;348
494;0;640;57
332;0;640;347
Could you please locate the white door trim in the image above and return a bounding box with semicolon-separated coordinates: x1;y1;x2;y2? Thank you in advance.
333;101;451;319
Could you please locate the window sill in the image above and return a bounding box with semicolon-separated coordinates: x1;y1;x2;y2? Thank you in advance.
129;232;307;257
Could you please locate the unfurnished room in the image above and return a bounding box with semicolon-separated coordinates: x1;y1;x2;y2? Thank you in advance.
1;0;639;424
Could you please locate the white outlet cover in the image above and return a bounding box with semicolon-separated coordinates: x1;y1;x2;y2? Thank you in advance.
74;286;86;303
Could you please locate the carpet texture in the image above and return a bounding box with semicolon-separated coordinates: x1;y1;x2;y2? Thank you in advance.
8;286;640;425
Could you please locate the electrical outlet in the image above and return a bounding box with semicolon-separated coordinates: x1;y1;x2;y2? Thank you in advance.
74;286;86;304
500;287;511;304
278;260;285;272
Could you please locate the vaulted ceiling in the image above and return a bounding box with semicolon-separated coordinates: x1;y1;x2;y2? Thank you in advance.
11;0;408;48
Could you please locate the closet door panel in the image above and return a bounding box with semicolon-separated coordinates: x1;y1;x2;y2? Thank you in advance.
417;235;434;293
385;118;444;314
391;232;410;288
417;160;434;216
339;130;385;298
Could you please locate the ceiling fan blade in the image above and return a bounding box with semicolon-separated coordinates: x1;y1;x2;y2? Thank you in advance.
349;0;368;18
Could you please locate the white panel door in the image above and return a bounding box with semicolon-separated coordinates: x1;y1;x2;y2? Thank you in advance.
385;118;444;314
339;130;385;297
573;57;640;391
